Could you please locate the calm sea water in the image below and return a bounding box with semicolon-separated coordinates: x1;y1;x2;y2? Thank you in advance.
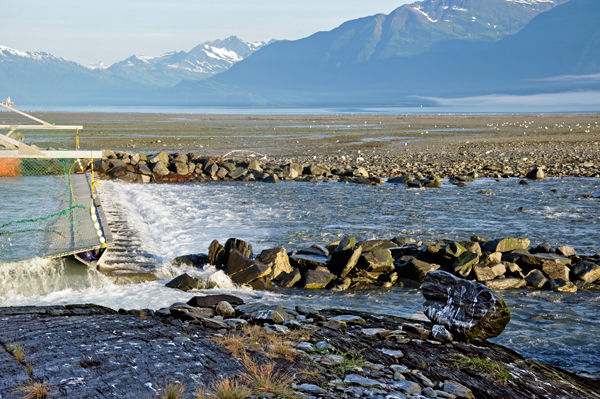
1;177;599;373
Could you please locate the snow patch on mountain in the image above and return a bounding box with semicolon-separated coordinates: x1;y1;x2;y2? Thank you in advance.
413;6;438;23
0;45;60;62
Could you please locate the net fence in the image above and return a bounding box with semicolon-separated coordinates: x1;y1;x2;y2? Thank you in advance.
0;157;106;263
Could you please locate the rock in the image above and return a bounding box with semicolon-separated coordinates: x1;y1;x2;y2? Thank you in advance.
334;247;363;278
531;242;553;254
452;251;479;278
203;318;230;330
237;304;291;324
401;323;430;340
306;164;329;176
542;261;570;280
359;249;395;273
392;381;422;395
149;151;169;165
263;174;280;183
171;253;208;268
165;273;203;291
324;319;347;331
281;165;299;179
256;248;293;280
360;328;391;339
277;269;302;288
152;161;170;176
344;374;382;388
444;242;467;259
526;168;545;180
225;249;271;285
423;270;511;341
215;301;236;319
556;246;577;257
330;315;366;325
169;304;215;321
248;159;263;173
187;294;244;308
571;262;600;283
378;348;404;359
443;380;474;399
463;241;482;257
356;239;396;252
484;278;527;290
432;324;453;343
223;238;253;265
174;161;189;175
354;176;373;185
481;238;530;253
407;179;423;188
549;279;578;292
525;270;548;288
138;163;152;175
208;240;225;268
216;167;229;178
289;254;329;269
295;383;326;394
229;166;248;180
398;258;440;283
330;277;352;291
303;268;335;289
205;163;219;177
388;175;413;184
473;265;497;282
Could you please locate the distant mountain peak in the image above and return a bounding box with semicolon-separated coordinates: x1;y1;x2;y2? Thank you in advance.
0;45;61;62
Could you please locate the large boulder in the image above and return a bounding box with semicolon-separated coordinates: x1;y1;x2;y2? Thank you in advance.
171;253;208;268
256;248;293;280
571;262;600;283
481;238;530;253
165;273;204;291
398;258;440;283
223;238;253;266
303;268;335;289
358;249;395;273
225;249;271;285
329;247;362;277
422;270;511;341
208;240;225;268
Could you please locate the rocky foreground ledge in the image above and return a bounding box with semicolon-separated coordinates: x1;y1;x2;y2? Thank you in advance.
1;274;599;399
167;235;600;295
92;150;600;188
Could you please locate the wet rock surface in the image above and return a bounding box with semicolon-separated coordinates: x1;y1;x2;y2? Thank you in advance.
1;304;598;399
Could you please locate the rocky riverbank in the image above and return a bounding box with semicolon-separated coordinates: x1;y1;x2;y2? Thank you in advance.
92;148;600;188
1;280;599;399
165;235;600;296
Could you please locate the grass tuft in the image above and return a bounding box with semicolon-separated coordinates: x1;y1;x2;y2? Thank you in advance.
158;381;187;399
195;377;252;399
12;343;26;364
453;355;512;382
242;354;295;398
25;362;34;375
12;381;53;399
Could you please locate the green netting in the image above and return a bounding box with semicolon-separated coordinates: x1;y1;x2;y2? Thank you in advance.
0;159;107;263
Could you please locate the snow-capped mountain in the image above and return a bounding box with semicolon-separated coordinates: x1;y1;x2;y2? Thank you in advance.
107;36;268;87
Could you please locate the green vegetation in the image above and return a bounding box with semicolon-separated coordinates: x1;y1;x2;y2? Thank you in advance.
453;355;512;382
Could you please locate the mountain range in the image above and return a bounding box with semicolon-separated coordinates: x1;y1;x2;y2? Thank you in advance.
1;0;599;107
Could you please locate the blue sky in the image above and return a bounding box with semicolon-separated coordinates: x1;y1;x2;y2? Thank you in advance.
3;0;411;66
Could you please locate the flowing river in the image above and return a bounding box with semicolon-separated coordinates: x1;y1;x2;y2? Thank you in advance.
1;177;599;374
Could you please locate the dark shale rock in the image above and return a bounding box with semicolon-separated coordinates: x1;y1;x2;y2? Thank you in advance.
423;270;511;341
225;249;271;285
263;174;280;183
187;294;244;308
398;258;440;283
549;279;578;293
485;278;527;290
171;253;208;268
542;261;570;280
329;246;362;277
165;273;203;291
356;239;396;252
237;303;291;324
571;262;600;283
452;251;479;278
481;237;531;253
289;254;329;269
525;270;548;288
303;268;336;289
276;269;301;288
208;239;225;268
256;247;293;280
358;248;395;273
526;167;546;179
223;238;253;266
